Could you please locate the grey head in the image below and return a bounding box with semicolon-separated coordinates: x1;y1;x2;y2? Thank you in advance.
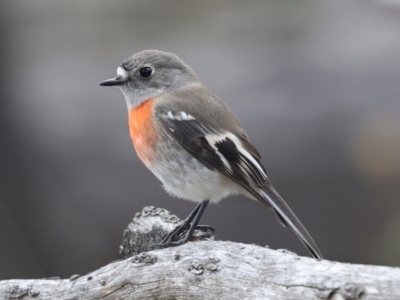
100;50;199;109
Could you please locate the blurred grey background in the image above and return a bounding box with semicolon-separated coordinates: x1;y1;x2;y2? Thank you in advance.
1;0;400;280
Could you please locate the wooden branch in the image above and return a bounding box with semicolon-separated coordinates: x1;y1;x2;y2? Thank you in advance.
1;206;399;300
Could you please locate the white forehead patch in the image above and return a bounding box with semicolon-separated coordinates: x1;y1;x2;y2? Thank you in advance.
117;66;129;79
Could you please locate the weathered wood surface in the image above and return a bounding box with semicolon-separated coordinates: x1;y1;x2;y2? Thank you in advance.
1;206;399;300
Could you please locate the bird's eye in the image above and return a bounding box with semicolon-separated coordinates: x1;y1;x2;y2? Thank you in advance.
139;67;153;78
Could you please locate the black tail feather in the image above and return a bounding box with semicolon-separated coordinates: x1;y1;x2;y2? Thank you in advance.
260;185;323;259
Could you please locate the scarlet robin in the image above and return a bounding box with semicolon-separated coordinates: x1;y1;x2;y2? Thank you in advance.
100;50;322;259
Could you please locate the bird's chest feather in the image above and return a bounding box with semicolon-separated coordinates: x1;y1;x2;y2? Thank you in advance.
128;99;158;169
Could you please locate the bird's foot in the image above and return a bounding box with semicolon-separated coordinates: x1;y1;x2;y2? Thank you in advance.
160;223;216;248
159;200;213;248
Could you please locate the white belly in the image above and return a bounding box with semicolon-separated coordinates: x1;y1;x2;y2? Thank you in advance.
149;141;240;203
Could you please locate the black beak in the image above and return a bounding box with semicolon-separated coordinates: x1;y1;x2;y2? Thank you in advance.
99;78;124;86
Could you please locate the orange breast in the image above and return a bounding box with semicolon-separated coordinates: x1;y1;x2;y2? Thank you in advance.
128;99;158;169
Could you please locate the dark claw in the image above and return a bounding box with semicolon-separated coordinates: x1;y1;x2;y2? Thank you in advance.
161;221;190;244
194;225;215;233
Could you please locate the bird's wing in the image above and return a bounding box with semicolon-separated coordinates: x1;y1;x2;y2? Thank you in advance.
159;110;323;259
159;110;269;194
159;110;285;223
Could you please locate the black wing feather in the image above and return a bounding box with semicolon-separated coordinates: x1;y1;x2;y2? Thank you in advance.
161;112;267;190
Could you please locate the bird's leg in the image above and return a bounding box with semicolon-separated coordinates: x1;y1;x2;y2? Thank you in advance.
161;200;214;247
161;201;204;243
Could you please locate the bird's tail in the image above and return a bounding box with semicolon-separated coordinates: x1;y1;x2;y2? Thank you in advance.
261;185;323;259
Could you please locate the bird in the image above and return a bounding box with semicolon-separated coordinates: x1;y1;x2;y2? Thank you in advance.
100;50;322;259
